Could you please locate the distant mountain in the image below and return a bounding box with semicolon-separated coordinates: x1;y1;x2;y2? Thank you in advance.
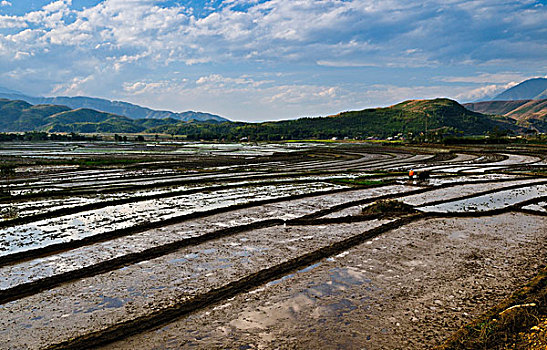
0;89;228;123
0;98;225;134
0;87;23;95
464;99;547;133
492;77;547;101
504;99;547;120
0;97;532;138
148;98;525;140
463;100;532;116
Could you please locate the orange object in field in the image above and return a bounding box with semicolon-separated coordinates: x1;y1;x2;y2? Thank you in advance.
409;170;415;177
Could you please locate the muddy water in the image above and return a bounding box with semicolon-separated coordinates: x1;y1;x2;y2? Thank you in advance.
0;185;418;291
419;183;547;213
0;220;390;349
2;172;382;218
104;213;547;350
0;182;343;255
322;177;542;218
402;178;547;206
425;173;523;186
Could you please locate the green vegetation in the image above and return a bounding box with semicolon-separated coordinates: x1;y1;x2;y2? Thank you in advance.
148;99;525;141
0;132;100;142
331;177;388;187
44;108;146;133
0;97;538;140
0;99;70;131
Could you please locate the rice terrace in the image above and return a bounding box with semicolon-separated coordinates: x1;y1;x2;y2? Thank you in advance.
0;137;545;349
0;0;546;349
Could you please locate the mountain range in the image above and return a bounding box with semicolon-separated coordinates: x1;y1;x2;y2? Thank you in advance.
463;77;547;132
0;89;228;123
1;97;519;138
0;99;183;133
0;77;545;138
492;78;547;101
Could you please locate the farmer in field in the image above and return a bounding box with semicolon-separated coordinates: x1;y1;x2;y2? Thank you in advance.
409;170;430;179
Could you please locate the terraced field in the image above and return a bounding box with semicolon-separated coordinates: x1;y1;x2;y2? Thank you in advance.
0;141;545;349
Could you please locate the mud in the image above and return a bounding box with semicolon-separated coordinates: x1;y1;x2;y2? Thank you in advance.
0;185;418;297
0;220;393;349
0;182;345;257
0;141;546;350
105;213;546;350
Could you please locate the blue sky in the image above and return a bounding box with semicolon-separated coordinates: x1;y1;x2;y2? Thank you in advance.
0;0;545;121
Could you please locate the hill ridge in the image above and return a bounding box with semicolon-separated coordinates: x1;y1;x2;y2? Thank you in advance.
0;90;228;123
493;77;547;101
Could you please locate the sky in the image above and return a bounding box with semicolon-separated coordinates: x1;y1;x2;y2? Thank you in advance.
0;0;545;121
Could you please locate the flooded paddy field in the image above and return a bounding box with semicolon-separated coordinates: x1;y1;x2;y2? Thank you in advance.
0;141;545;349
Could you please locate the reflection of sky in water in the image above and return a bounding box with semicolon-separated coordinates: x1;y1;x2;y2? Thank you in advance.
0;182;343;257
0;195;384;292
419;184;547;213
522;201;547;213
1;172;363;217
0;218;389;347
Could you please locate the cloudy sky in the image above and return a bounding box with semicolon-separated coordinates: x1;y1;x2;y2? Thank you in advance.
0;0;545;121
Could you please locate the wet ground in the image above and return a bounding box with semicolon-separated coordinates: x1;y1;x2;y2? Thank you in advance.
105;213;546;350
0;141;545;349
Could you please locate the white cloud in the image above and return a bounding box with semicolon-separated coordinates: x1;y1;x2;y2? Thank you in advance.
455;82;519;101
267;85;338;104
439;72;528;84
0;0;545;120
195;74;270;88
122;79;189;95
2;0;546;69
0;1;11;7
14;51;31;60
51;75;94;95
43;0;71;13
0;15;27;29
316;60;379;68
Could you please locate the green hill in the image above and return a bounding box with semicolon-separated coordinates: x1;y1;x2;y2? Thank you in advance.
42;109;145;133
0;99;71;131
0;97;530;138
148;98;522;140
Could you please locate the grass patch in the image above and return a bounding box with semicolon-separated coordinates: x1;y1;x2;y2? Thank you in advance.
437;266;547;350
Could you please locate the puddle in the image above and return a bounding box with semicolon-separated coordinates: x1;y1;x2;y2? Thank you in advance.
234;265;374;333
419;184;547;213
0;182;344;256
267;262;323;286
0;197;387;291
522;202;547;213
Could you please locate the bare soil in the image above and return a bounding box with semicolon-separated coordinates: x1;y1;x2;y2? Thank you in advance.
105;213;546;349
